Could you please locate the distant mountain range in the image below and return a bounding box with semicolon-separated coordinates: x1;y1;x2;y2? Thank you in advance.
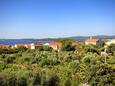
67;35;115;42
1;35;115;41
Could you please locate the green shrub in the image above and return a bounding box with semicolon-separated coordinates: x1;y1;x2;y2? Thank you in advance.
108;56;115;64
0;72;17;86
84;64;115;86
17;76;28;86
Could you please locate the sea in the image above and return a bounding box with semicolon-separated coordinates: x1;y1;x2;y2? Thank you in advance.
0;37;90;45
0;39;54;45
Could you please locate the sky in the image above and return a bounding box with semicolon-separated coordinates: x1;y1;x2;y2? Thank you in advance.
0;0;115;39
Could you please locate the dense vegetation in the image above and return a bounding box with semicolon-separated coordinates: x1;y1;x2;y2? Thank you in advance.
0;42;115;86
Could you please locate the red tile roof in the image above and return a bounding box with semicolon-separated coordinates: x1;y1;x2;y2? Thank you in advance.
15;44;26;48
49;42;62;47
85;37;98;42
34;44;43;47
72;41;83;46
0;45;11;49
25;44;31;48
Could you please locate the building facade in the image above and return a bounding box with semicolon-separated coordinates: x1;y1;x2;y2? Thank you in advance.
85;37;103;46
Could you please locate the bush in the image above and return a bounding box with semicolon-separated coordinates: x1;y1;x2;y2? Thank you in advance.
4;56;16;63
84;45;99;54
0;44;114;86
107;44;115;54
84;64;115;86
0;72;17;86
82;56;91;64
68;61;80;73
33;72;41;86
60;44;75;51
16;47;27;52
64;79;71;86
108;56;115;64
46;75;59;86
43;46;53;51
17;76;28;86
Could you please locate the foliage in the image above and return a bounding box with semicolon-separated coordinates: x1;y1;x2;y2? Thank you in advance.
37;46;53;51
60;44;75;51
107;44;115;54
108;56;115;64
0;43;115;86
0;48;18;54
17;76;28;86
56;38;75;45
84;64;115;86
0;72;17;86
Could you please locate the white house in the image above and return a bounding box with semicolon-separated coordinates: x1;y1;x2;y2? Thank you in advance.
13;43;43;49
44;42;62;50
85;37;103;46
105;39;115;46
29;43;43;49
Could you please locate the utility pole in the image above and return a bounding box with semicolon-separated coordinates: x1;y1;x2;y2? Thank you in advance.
104;54;107;64
104;47;108;64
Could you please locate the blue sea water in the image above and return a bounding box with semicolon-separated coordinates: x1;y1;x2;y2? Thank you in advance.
0;37;86;45
0;39;53;45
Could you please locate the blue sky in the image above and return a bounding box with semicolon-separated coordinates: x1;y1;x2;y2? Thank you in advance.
0;0;115;39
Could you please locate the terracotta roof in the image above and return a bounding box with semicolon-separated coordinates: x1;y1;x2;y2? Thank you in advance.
72;41;83;46
49;42;62;47
16;44;25;46
34;44;43;47
0;45;10;49
15;44;25;47
25;44;31;48
85;37;98;42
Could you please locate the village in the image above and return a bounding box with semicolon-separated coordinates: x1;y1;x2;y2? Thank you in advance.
0;37;115;51
0;37;115;86
0;0;114;85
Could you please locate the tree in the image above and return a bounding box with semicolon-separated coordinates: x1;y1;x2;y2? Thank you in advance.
60;44;75;51
84;64;115;86
107;44;115;54
84;45;99;54
4;56;16;63
43;46;53;51
16;47;27;52
56;38;75;45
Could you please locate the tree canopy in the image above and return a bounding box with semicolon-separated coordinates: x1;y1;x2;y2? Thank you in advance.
0;42;115;86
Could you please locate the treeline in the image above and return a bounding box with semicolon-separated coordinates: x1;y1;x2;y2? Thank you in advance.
0;41;115;86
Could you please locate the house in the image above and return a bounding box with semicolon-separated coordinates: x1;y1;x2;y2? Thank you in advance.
44;42;62;50
30;43;43;49
72;41;83;46
11;43;43;49
25;44;32;49
14;44;26;48
0;43;43;50
44;41;83;50
105;39;115;46
0;45;11;49
85;37;102;46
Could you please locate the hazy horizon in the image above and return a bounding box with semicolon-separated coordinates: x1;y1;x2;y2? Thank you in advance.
0;0;115;39
0;34;115;39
